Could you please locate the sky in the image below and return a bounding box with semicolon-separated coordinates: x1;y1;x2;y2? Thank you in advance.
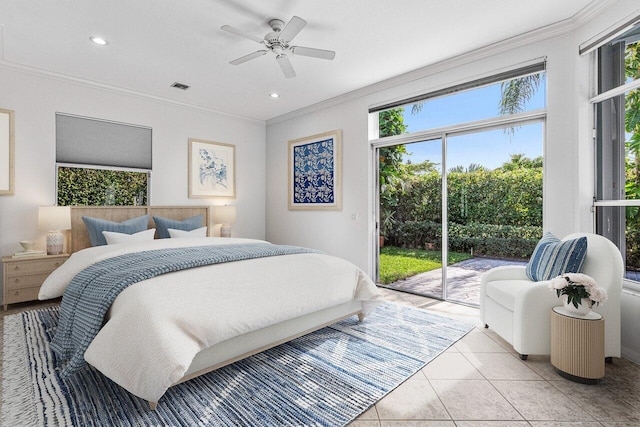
398;77;546;171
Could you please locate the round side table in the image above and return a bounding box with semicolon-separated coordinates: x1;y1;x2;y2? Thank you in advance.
550;306;604;384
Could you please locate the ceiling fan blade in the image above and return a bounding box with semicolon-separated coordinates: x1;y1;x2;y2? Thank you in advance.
276;54;296;79
221;25;263;43
229;50;268;65
278;16;306;42
291;46;336;60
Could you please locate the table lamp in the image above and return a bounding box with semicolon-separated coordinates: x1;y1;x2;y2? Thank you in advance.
38;206;71;254
215;205;236;238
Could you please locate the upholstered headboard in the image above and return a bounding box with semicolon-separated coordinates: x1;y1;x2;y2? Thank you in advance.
69;206;211;254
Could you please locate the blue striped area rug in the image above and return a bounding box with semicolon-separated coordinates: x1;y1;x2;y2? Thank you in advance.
2;303;474;426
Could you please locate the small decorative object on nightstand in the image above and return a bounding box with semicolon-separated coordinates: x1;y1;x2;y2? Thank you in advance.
550;306;605;384
38;206;71;254
2;253;69;310
215;205;236;238
13;240;47;258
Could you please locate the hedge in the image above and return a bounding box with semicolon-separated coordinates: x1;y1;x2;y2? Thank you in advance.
57;166;148;206
381;168;543;260
388;168;542;227
388;220;541;260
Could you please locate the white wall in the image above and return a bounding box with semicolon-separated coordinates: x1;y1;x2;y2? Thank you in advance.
266;34;583;275
0;66;266;266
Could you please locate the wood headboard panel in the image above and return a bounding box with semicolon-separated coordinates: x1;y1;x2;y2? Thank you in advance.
69;206;211;254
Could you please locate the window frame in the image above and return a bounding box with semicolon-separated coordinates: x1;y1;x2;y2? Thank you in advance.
370;66;547;296
591;18;640;285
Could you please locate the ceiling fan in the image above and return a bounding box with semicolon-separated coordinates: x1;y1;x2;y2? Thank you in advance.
221;16;336;79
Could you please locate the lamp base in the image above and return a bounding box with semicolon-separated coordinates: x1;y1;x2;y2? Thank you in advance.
46;230;64;255
220;224;231;238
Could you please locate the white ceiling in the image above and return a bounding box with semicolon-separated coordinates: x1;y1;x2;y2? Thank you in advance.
0;0;601;122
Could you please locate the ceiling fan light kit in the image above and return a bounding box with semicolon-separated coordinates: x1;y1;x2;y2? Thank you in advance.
222;16;335;79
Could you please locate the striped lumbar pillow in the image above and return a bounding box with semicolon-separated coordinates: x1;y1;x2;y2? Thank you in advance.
526;233;588;281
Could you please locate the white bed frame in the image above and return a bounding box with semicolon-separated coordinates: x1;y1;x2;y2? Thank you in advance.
68;206;364;410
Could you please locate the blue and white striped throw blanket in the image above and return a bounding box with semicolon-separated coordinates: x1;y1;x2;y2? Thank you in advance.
50;243;318;377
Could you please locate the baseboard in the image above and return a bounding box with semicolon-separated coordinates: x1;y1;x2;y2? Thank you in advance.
622;346;640;365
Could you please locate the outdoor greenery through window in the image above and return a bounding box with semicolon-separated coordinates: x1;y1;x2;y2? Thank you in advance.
57;166;148;206
375;68;545;305
594;21;640;282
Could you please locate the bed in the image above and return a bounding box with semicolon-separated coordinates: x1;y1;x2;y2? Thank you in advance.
39;206;380;410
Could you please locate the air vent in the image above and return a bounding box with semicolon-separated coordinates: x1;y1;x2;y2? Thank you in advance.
171;82;190;90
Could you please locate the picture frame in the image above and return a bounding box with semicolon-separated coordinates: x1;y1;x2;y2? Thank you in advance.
0;108;15;196
288;129;342;210
188;138;236;199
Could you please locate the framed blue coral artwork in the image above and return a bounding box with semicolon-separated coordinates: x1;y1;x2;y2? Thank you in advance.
188;138;235;199
288;129;342;210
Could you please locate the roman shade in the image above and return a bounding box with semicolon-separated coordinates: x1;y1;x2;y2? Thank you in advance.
56;113;152;169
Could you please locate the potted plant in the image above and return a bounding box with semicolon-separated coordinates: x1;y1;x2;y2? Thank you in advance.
548;273;608;316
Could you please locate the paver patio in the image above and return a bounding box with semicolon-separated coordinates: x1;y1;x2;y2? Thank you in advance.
380;257;527;305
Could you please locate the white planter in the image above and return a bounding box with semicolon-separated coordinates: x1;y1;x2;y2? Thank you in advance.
562;295;592;316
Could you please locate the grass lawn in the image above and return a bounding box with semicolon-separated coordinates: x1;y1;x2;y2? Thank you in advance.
379;246;473;284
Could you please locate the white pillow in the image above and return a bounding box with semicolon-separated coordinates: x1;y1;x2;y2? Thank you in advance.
168;227;207;238
102;228;156;245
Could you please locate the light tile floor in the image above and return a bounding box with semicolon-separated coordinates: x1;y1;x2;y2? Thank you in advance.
349;288;640;427
2;291;640;427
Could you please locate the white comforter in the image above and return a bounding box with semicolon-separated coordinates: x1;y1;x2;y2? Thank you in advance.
40;238;380;403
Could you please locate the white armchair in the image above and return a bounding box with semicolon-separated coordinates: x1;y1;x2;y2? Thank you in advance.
480;233;623;360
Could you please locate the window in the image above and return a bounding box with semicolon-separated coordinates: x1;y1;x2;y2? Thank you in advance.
55;113;152;206
593;20;640;282
373;63;546;137
372;64;546;305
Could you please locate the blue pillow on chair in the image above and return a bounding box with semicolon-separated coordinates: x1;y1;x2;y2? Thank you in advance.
526;232;588;281
153;215;204;239
82;215;149;246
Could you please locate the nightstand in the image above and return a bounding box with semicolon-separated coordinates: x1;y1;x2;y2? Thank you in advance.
2;254;69;310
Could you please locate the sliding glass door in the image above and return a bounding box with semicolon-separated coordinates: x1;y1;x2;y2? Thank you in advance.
445;124;543;304
378;138;443;300
372;65;547;306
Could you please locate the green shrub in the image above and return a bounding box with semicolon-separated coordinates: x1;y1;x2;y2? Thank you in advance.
57;166;148;206
380;166;543;259
388;220;541;260
627;227;640;271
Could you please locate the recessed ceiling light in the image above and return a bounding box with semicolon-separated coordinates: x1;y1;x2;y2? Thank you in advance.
89;36;108;46
269;92;280;98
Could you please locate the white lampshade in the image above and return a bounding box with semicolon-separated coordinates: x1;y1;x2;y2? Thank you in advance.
214;206;236;225
38;206;71;231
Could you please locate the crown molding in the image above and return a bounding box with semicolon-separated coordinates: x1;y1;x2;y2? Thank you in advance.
571;0;619;27
266;0;617;126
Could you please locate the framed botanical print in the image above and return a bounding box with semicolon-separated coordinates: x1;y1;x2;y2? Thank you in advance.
0;108;15;195
288;129;342;210
188;138;236;199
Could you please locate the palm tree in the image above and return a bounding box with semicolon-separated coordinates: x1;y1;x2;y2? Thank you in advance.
409;73;544;128
498;74;543;115
499;74;544;136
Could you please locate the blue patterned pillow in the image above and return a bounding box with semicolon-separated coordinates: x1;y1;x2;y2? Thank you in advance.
82;215;149;247
153;215;203;239
526;233;588;281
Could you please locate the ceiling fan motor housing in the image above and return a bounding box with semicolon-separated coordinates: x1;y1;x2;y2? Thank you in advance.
268;19;285;32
